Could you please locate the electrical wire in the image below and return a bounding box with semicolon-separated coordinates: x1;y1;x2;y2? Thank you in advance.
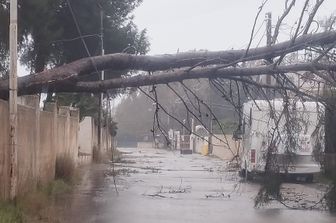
66;0;100;74
51;33;101;44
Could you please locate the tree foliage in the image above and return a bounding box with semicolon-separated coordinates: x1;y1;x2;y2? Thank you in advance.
0;0;149;116
0;0;149;71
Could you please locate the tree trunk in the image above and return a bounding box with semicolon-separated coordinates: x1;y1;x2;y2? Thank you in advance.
0;31;335;97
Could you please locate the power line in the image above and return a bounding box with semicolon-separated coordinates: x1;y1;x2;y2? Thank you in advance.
51;33;101;44
256;30;267;48
65;0;107;154
66;0;99;74
237;20;266;49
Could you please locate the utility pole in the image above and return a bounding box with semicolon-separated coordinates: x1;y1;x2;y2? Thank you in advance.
9;0;18;200
265;12;273;96
266;12;272;48
208;85;213;155
265;12;272;84
97;9;105;154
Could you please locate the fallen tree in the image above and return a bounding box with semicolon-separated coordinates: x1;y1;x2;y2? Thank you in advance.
0;31;336;97
0;0;335;211
62;62;336;92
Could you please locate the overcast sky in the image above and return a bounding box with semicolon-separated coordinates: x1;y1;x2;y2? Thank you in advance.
18;0;336;76
133;0;336;55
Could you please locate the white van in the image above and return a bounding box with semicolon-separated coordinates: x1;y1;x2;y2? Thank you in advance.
240;99;324;181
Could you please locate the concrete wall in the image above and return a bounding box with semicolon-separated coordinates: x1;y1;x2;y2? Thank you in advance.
17;104;38;195
211;134;241;161
0;96;115;200
78;117;94;155
78;117;94;165
69;116;79;165
0;96;80;199
78;117;113;165
39;110;56;185
0;100;10;200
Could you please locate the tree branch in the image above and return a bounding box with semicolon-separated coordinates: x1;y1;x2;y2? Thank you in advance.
67;62;336;93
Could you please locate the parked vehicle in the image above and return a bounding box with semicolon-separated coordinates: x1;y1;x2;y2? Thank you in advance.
240;99;324;181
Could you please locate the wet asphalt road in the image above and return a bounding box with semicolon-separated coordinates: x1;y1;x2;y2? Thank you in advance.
63;147;336;223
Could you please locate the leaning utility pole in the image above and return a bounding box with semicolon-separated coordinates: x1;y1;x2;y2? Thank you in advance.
9;0;18;200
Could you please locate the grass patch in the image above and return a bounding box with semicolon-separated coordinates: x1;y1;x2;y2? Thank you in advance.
44;180;72;197
0;202;22;223
0;179;74;223
1;155;80;222
0;175;76;223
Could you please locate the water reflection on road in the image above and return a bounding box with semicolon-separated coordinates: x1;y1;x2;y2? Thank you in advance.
63;147;336;223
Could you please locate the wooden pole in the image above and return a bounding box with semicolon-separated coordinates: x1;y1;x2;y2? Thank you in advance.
9;0;18;200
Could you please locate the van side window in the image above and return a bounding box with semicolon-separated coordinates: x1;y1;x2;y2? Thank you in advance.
249;107;252;126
